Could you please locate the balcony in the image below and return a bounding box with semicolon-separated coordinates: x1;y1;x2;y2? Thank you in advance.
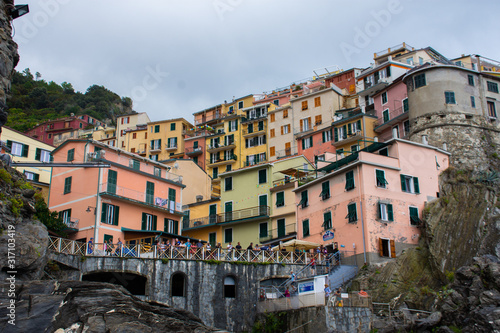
185;147;203;156
275;146;297;159
241;114;267;123
242;124;266;137
99;183;184;215
243;153;267;167
149;145;161;153
194;112;223;126
185;128;214;138
183;205;270;230
63;218;79;232
259;223;296;243
206;141;236;153
165;143;178;151
334;129;365;145
207;154;237;167
373;106;409;132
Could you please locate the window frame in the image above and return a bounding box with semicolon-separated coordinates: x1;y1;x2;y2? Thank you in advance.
345;170;355;191
67;148;75;162
302;219;310;237
346;202;357;223
414;73;426;89
224;228;233;243
258;169;267;184
276;191;285;207
64;176;72;194
225;176;233;191
375;169;388;188
323;211;332;231
487;81;499;93
320;181;330;200
378;202;394;222
445;91;456;104
381;92;388;105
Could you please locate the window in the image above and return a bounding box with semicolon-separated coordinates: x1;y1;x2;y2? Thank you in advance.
273;99;279;106
281;124;290;135
146;181;155;204
351;144;359;152
378;202;394;222
283;109;288;118
445;91;456;104
403;98;409;112
379;238;395;258
270;114;275;122
224;228;233;243
258;169;267;184
170;123;176;131
164;218;179;234
154;167;161;178
270;146;275;157
229;105;234;113
468;75;474;86
406;57;414;65
301;100;308;111
302;219;310;237
301;137;313;150
488;101;497;118
131;160;140;170
238;101;244;109
414;73;426;88
277;219;286;237
101;203;119;225
259;222;268;238
383;109;390;123
59;209;71;224
228;120;238;132
224;276;236;298
376;169;388;188
67;148;75;162
276;191;284;207
386;66;391;77
381;92;388;105
322;129;332;143
151;139;161;150
314;97;321;107
299;190;308;208
400;174;420;194
154;125;160;133
323;211;332;230
347;203;357;223
470;96;476;108
64;176;72;194
315;115;322;126
107;170;117;194
171;273;186;297
409;207;421;226
345;170;355;191
167;137;178;148
35;148;51;162
141;212;157;230
270;129;275;138
24;171;39;182
320;181;330;200
334;126;347;142
419;57;423;65
487;81;499;93
132;133;137;139
301;118;311;132
225;177;233;191
212;167;218;179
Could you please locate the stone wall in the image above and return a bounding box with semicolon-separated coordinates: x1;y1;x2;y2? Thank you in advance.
49;252;304;332
409;111;500;171
326;306;372;332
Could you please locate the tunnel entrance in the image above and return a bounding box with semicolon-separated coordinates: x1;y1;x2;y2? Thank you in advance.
82;272;147;295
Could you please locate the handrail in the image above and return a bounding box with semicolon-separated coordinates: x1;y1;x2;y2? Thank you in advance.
48;236;319;265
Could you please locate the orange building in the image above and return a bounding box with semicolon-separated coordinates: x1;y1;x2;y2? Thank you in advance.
48;140;186;247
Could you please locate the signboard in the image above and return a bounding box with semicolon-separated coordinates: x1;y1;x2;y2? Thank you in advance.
323;230;334;241
298;281;315;293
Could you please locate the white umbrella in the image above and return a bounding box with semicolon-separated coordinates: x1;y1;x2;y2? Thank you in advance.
272;239;320;251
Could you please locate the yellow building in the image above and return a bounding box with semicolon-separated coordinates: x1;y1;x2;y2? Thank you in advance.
1;127;55;201
147;118;194;161
182;198;221;245
123;124;148;156
116;112;150;149
332;107;378;156
91;125;117;147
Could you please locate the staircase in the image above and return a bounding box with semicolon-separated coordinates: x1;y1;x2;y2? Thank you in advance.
327;264;358;290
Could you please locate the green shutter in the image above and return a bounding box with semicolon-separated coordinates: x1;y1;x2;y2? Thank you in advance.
357;120;361;131
67;148;74;162
168;188;176;201
258;169;266;184
322;131;326;143
309;137;313;147
108;170;117;194
278;219;286;237
302;220;309;237
400;174;407;192
347;123;352;135
345;171;354;190
141;213;147;230
258;121;264;131
388;204;394;221
101;203;108;222
347;203;357;222
153;215;157;230
64;177;72;194
413;177;420;194
376;170;388;186
35;148;41;161
235;120;238;130
146;181;154;204
342;125;347;139
323;212;331;230
174;220;179;235
276;192;284;207
334;128;338;142
259;223;268;238
33;173;40;182
113;206;119;225
21;144;29;157
6;140;12;150
409;207;419;224
377;202;382;219
301;138;305;150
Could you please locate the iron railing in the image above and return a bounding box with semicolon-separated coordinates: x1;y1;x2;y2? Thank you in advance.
374;106;408;128
184;205;270;229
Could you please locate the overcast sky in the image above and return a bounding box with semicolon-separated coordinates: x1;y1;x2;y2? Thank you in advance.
12;0;500;122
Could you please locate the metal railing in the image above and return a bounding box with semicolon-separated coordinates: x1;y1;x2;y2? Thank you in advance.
184;147;203;155
48;236;320;265
184;205;270;229
275;146;297;159
373;106;408;128
259;223;296;243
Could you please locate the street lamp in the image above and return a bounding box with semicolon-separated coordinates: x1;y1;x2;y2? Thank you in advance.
11;5;29;19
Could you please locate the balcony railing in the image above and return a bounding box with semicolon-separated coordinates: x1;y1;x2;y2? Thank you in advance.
259;223;296;243
373;106;408;128
242;124;266;136
194;113;223;125
183;205;270;229
207;141;236;153
207;154;237;166
63;218;79;231
241;114;267;123
185;147;203;156
243;155;267;167
275;147;297;159
165;143;178;151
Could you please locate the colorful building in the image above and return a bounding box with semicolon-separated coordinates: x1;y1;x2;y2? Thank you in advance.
295;139;450;265
146;118;194;161
48;140;186;247
1;126;54;200
116;112;150;149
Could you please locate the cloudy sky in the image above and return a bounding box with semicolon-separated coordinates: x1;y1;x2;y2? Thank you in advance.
12;0;500;122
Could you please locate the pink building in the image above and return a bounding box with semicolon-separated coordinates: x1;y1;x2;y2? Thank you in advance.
26;115;103;146
48;140;186;247
294;139;449;265
296;124;336;164
372;76;410;142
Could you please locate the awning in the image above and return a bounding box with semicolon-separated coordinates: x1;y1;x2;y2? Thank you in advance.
279;168;308;178
271;239;321;251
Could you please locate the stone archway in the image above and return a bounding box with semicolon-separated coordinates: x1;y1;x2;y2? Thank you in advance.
83;271;147;295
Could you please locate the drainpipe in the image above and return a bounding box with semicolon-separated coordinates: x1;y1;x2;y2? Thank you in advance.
357;164;367;264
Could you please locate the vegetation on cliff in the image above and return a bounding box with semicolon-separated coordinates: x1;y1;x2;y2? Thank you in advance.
5;68;133;132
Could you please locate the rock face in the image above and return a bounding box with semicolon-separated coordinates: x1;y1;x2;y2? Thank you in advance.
0;160;49;281
0;280;219;333
0;0;19;130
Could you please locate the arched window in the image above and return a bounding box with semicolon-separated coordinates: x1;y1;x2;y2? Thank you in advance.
171;272;186;297
224;275;236;298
